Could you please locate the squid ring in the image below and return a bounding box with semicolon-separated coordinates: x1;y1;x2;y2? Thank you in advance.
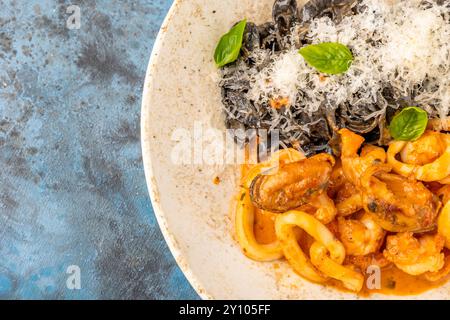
386;141;414;176
387;135;450;182
235;148;305;261
438;201;450;250
235;188;283;261
275;211;346;283
309;241;364;292
309;193;338;224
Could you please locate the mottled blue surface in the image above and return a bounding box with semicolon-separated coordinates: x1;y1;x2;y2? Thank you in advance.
0;0;199;300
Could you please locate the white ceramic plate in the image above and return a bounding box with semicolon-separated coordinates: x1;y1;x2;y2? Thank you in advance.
141;0;448;299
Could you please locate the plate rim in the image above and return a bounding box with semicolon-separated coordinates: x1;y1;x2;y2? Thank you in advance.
140;0;210;300
140;0;449;300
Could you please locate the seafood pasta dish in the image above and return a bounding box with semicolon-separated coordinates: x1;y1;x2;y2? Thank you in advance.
213;0;450;295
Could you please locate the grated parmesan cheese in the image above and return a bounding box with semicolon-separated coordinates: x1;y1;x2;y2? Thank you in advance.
220;0;450;152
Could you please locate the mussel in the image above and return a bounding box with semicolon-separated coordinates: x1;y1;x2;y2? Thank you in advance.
335;103;384;145
250;153;335;212
361;165;442;233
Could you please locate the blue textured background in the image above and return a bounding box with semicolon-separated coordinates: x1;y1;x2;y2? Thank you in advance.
0;0;199;299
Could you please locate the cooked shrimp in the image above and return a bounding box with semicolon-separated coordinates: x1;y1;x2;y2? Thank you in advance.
338;212;386;256
400;131;446;165
250;153;335;212
384;232;445;276
339;129;386;187
327;160;363;216
361;165;441;233
427;117;450;132
299;192;337;224
335;182;363;217
387;132;450;182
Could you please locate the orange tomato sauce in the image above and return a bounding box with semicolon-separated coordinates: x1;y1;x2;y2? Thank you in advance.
361;265;449;296
239;158;450;296
252;201;449;296
254;208;278;244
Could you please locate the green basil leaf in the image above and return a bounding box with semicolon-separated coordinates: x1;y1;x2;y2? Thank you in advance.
299;42;353;75
214;19;247;68
389;107;428;141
